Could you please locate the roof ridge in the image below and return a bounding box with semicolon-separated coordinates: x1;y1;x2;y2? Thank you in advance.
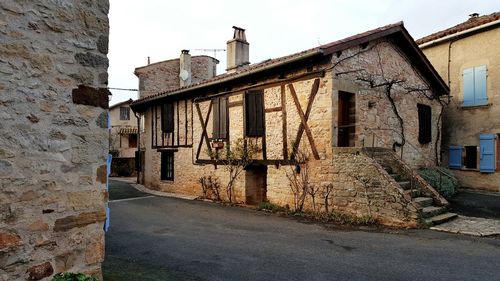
416;11;500;45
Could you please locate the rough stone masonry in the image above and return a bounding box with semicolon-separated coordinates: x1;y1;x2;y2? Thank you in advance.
0;1;109;280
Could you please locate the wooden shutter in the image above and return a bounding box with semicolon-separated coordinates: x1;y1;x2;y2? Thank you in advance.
219;97;228;139
162;103;174;133
212;97;220;139
417;104;431;144
474;65;488;106
479;134;496;173
448;146;462;169
245;90;264;137
463;68;474;106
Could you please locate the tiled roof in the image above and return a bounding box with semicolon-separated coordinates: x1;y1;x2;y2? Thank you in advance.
119;127;138;135
131;21;447;109
416;12;500;45
109;98;133;110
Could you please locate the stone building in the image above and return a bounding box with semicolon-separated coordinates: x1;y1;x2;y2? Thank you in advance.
131;24;456;227
109;99;138;176
417;12;500;192
1;1;109;280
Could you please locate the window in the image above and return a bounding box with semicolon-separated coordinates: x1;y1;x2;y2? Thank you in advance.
245;90;264;137
128;134;137;148
417;104;431;144
120;107;130;120
463;65;487;107
161;151;174;180
464;146;477;169
212;96;228;139
161;103;174;133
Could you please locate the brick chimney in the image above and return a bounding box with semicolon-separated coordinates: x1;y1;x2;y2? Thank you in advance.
226;26;249;72
179;49;191;87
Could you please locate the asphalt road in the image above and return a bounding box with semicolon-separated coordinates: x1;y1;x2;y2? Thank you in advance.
103;180;500;281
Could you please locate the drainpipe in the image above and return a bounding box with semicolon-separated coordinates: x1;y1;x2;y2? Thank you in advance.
134;111;141;184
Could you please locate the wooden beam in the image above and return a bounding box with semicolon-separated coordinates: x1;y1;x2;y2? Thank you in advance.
195;159;296;166
177;101;180;146
228;100;243;107
265;106;282;113
288;79;320;160
195;101;213;160
185;99;188;146
281;85;288;160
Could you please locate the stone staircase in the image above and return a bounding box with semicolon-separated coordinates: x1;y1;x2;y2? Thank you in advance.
366;148;457;226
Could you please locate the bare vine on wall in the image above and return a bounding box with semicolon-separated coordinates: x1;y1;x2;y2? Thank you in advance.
285;146;310;212
331;39;450;164
208;138;258;203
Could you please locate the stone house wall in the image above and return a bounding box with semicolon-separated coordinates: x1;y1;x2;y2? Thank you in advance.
109;102;137;158
1;1;109;280
138;39;441;227
420;27;500;191
135;56;218;99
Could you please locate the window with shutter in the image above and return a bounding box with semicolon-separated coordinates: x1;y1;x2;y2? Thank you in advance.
161;103;174;133
245;90;264;137
417;104;431;144
448;146;462;169
463;65;488;107
212;97;228;139
161;151;174;180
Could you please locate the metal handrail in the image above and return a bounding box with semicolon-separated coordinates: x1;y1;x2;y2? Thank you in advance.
362;127;454;188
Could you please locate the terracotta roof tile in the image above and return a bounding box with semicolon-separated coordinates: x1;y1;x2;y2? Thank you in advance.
416;12;500;45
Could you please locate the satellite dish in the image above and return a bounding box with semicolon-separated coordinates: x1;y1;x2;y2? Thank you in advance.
179;70;189;81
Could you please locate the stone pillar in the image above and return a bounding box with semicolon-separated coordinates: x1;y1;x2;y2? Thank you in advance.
0;0;110;280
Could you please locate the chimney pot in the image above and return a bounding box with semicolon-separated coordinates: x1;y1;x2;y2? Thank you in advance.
469;13;479;19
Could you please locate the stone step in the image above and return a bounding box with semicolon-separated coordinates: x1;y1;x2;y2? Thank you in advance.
404;189;421;198
421;206;445;218
412;197;433;208
424;212;458;226
398;181;411;190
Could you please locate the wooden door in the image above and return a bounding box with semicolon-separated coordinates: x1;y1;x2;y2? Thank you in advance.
338;91;356;147
245;165;267;205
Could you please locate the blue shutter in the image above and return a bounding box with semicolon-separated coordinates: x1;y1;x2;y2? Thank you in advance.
463;68;474;106
479;134;496;173
474;65;488;106
448;146;462;169
104;207;110;232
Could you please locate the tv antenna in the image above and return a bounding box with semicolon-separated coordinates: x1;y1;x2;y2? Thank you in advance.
194;48;226;60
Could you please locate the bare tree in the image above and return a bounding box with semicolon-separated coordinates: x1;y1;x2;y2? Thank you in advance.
285;146;310;212
320;183;334;213
209;138;258;203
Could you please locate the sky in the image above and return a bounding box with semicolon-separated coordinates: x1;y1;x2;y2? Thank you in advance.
108;0;500;106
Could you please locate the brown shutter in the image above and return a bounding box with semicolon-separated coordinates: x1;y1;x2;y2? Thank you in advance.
161;103;174;133
255;91;264;136
219;97;228;139
245;91;264;137
212;97;220;139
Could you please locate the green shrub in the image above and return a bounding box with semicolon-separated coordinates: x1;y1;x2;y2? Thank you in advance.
256;201;287;213
52;273;99;281
418;167;458;198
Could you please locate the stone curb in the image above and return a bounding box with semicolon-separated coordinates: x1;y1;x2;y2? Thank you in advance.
110;177;198;200
430;215;500;237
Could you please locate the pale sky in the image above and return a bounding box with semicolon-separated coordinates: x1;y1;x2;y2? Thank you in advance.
108;0;500;106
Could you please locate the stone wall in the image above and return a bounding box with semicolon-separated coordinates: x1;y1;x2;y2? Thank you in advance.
0;1;109;280
421;27;500;191
135;56;218;99
331;40;442;168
